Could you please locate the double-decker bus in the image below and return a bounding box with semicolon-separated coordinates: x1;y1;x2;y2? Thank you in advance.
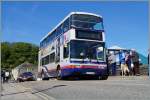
38;12;108;80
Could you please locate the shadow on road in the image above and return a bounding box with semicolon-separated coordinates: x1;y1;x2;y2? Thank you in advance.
1;91;28;96
31;85;67;94
60;76;101;81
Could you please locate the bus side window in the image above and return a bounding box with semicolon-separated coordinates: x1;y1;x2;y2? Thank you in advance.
42;58;44;65
64;43;69;58
45;55;50;65
40;59;42;66
50;52;55;63
63;18;69;33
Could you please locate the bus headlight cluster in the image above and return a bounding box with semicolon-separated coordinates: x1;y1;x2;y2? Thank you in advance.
76;65;81;68
98;65;107;69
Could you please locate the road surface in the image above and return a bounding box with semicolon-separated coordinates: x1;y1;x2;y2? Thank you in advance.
1;76;150;100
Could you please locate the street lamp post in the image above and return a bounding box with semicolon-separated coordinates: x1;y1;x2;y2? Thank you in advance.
149;52;150;78
148;49;150;78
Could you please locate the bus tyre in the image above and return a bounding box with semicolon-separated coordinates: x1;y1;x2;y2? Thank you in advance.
57;69;62;80
41;73;45;80
41;72;49;80
100;75;108;80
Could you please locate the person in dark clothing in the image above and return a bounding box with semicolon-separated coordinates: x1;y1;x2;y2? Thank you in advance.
1;70;5;83
106;54;110;76
131;49;140;76
148;54;149;65
125;51;132;75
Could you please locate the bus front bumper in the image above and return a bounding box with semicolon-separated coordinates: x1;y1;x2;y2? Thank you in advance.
61;65;108;77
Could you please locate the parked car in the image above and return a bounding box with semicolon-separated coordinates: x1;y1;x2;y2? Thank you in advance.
17;72;36;82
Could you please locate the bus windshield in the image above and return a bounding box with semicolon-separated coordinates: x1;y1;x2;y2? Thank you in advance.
71;14;103;31
70;40;105;61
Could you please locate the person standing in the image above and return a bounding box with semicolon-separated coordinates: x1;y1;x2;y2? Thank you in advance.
106;53;110;76
1;70;5;83
131;49;140;76
5;71;10;83
108;52;116;76
119;50;125;65
148;54;149;65
125;51;132;75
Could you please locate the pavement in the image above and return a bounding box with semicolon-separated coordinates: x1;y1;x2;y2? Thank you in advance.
1;82;53;100
1;76;150;100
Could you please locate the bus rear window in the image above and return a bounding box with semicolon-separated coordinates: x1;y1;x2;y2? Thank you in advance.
76;30;103;41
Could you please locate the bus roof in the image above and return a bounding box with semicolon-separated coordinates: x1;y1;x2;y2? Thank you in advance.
40;12;102;42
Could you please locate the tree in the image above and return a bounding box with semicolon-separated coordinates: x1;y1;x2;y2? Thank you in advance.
1;42;39;70
1;42;11;69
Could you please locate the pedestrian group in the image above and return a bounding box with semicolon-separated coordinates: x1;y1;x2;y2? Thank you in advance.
108;49;140;76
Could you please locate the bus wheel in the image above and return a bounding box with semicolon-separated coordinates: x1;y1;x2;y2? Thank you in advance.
56;68;62;80
100;75;108;80
41;72;45;80
41;71;49;80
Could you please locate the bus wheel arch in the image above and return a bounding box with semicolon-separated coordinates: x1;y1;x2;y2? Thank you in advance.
56;65;60;70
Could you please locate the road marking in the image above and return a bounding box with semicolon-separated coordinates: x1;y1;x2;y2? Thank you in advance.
35;91;56;100
34;92;50;100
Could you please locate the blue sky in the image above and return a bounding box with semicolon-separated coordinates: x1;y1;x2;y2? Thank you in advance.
2;1;149;56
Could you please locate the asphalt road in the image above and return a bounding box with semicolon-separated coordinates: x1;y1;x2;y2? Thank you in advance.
20;76;150;100
2;76;150;100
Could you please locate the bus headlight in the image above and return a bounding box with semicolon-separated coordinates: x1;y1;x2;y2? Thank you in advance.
98;65;107;69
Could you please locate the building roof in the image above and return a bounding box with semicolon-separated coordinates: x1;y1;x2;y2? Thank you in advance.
15;62;34;69
108;45;127;50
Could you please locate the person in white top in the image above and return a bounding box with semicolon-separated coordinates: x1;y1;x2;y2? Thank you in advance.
5;71;10;82
108;52;117;76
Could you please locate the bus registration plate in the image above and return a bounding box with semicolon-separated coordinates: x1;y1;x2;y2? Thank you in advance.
86;72;95;75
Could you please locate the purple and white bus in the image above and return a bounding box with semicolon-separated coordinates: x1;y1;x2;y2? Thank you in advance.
38;12;108;80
